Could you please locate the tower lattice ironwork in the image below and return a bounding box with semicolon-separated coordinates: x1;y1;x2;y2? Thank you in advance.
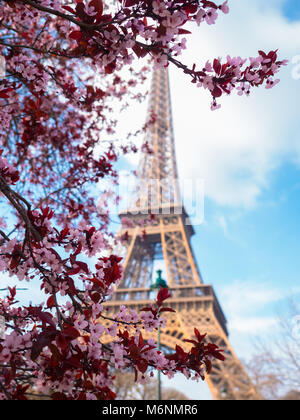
103;67;260;400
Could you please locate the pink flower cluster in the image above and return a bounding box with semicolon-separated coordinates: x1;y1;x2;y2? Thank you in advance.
0;151;20;185
194;51;288;110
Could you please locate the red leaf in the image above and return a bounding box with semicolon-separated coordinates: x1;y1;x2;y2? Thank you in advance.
49;248;62;262
74;243;82;256
213;350;226;361
213;58;221;75
76;261;89;274
60;227;69;239
10;244;22;269
67;277;76;295
62;5;76;14
69;31;83;41
212;86;222;98
89;291;100;303
157;288;171;306
175;345;187;359
37;311;56;328
52;392;68;400
56;333;68;351
134;367;138;382
48;343;62;366
205;343;226;361
183;338;197;346
31;328;57;361
136;358;148;373
258;50;267;59
205;358;212;374
67;266;81;276
184;4;198;14
194;328;206;343
46;295;56;309
89;276;104;289
132;44;142;58
89;0;103;15
159;307;176;313
105;61;116;74
178;29;192;35
31;342;42;362
78;392;87;400
66;355;82;368
0;88;13;99
63;326;80;340
129;345;140;360
124;0;137;6
75;2;86;19
138;332;144;348
8;286;16;299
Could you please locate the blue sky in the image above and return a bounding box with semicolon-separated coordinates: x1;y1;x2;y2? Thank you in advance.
197;161;300;292
283;0;300;20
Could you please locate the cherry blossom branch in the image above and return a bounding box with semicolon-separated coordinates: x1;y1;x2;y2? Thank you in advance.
0;177;42;242
0;381;12;400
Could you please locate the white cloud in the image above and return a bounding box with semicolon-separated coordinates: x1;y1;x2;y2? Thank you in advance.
218;278;300;335
162;372;211;401
217;215;228;235
217;279;300;361
220;279;283;313
217;279;282;360
168;0;300;208
0;272;44;306
230;316;277;334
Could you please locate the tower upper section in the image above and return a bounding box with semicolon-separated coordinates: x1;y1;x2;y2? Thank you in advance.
130;67;182;213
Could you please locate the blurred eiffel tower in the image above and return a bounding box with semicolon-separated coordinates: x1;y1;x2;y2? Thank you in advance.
104;67;260;400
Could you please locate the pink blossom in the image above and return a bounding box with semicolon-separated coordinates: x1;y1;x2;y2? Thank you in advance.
211;101;221;111
205;8;218;25
74;315;88;330
265;78;280;89
152;1;170;18
195;9;205;26
220;1;229;14
237;82;250;96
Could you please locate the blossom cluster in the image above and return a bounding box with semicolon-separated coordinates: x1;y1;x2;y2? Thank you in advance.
0;150;20;185
0;168;225;399
195;51;288;110
0;259;224;399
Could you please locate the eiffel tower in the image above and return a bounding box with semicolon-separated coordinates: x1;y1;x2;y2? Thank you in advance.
103;67;260;400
